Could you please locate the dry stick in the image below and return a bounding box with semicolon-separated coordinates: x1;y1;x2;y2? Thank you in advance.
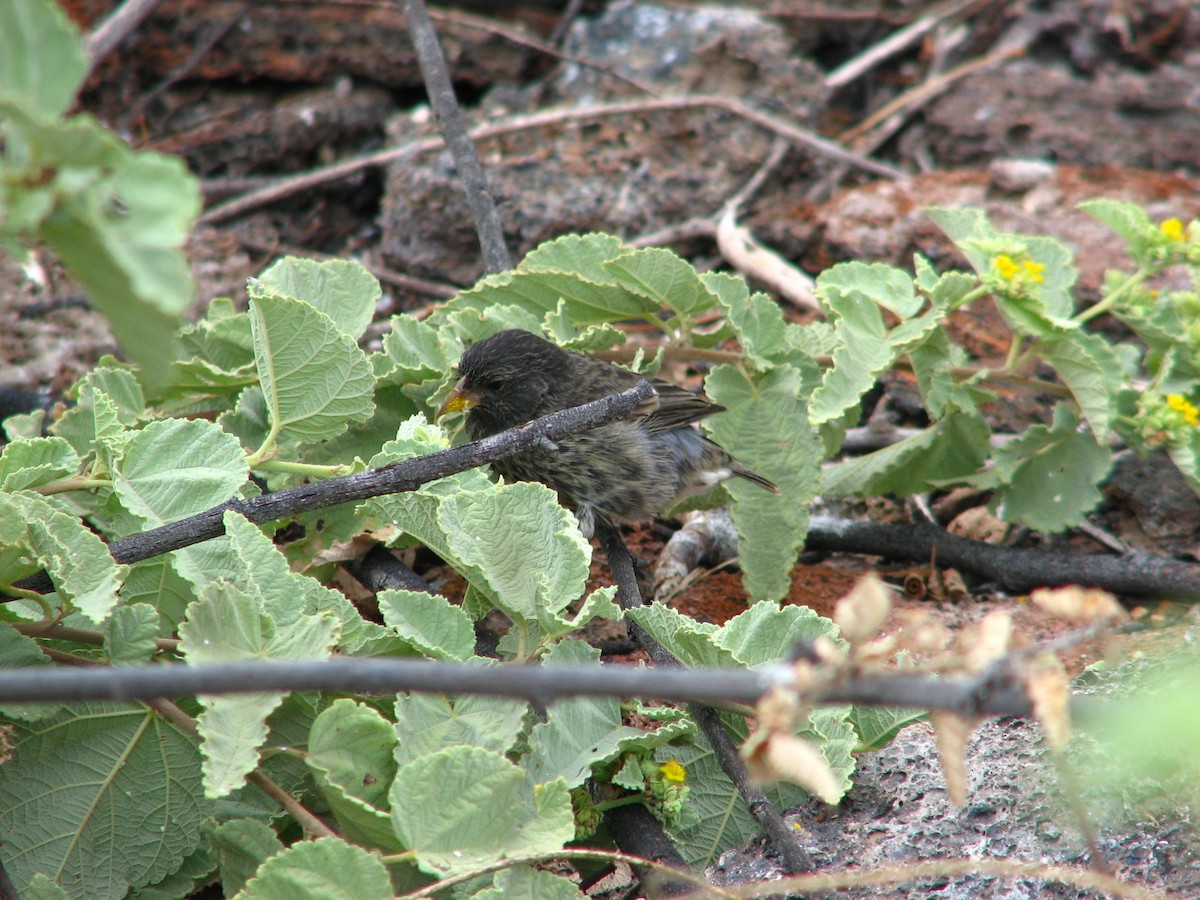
7;381;656;598
199;94;902;225
838;44;1025;148
85;0;168;63
824;0;998;89
594;519;813;876
116;8;245;135
405;0;512;273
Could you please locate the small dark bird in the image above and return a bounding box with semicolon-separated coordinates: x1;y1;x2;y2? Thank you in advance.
437;329;777;537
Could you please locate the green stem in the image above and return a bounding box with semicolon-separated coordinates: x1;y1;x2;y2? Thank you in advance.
592;794;647;813
35;476;112;496
1075;265;1153;324
254;459;353;478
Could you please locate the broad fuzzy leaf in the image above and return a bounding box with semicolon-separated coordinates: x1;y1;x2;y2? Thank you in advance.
389;746;573;874
0;702;211;899
249;293;375;444
238;838;392;900
705;364;821;601
253;257;379;339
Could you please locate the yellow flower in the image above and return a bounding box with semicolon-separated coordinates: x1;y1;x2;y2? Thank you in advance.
994;254;1019;281
1022;260;1046;283
659;758;687;783
1166;394;1200;427
1161;218;1186;241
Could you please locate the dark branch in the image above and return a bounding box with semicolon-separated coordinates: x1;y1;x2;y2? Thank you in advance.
805;516;1200;601
8;380;656;598
0;657;1062;723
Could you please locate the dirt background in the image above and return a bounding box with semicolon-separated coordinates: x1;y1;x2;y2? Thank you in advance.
4;0;1200;896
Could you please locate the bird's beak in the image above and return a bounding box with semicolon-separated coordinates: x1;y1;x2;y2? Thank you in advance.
437;377;480;417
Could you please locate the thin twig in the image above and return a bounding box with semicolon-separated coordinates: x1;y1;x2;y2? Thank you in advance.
405;0;512;272
116;8;245;134
839;45;1025;148
199;95;902;225
739;857;1174;900
825;0;998;89
85;0;168;64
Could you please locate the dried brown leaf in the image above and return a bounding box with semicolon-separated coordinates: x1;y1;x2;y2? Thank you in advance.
1025;657;1072;753
929;710;978;807
1030;586;1128;625
743;731;843;804
835;573;892;645
964;611;1013;672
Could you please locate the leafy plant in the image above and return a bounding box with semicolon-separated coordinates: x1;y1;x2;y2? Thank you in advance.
0;0;200;385
5;2;1200;897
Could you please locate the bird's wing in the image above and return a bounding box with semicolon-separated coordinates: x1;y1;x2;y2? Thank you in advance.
641;379;726;433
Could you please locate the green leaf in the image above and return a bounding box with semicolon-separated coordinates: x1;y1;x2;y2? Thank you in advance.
988;405;1112;533
713;601;844;667
660;712;841;867
115;416;247;521
25;875;70;900
0;702;211;899
624;604;735;668
389;746;574;874
373;315;452;385
307;700;401;850
102;602;160;664
120;556;196;631
0;0;87;117
0;492;126;623
907;328;983;418
705;364;822;602
249;293;376;444
52;380;126;463
926;207;1077;335
237;838;393;900
0;623;57;721
525;640;656;788
1040;330;1126;437
519;232;627;278
37;137;200;385
602;247;718;316
703;271;788;369
541;303;626;353
209;819;284;899
1079;198;1159;263
474;865;587;900
437;482;592;629
253;257;380;339
823;413;992;497
849;705;926;752
0;435;79;491
392;691;528;769
179;583;338;797
448;268;659;326
378;589;476;661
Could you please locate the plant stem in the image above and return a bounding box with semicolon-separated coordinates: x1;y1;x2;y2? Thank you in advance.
1075;265;1153;325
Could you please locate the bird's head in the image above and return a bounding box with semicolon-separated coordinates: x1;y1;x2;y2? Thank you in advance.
437;329;571;433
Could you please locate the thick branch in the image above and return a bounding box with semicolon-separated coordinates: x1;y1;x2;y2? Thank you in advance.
805;516;1200;600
